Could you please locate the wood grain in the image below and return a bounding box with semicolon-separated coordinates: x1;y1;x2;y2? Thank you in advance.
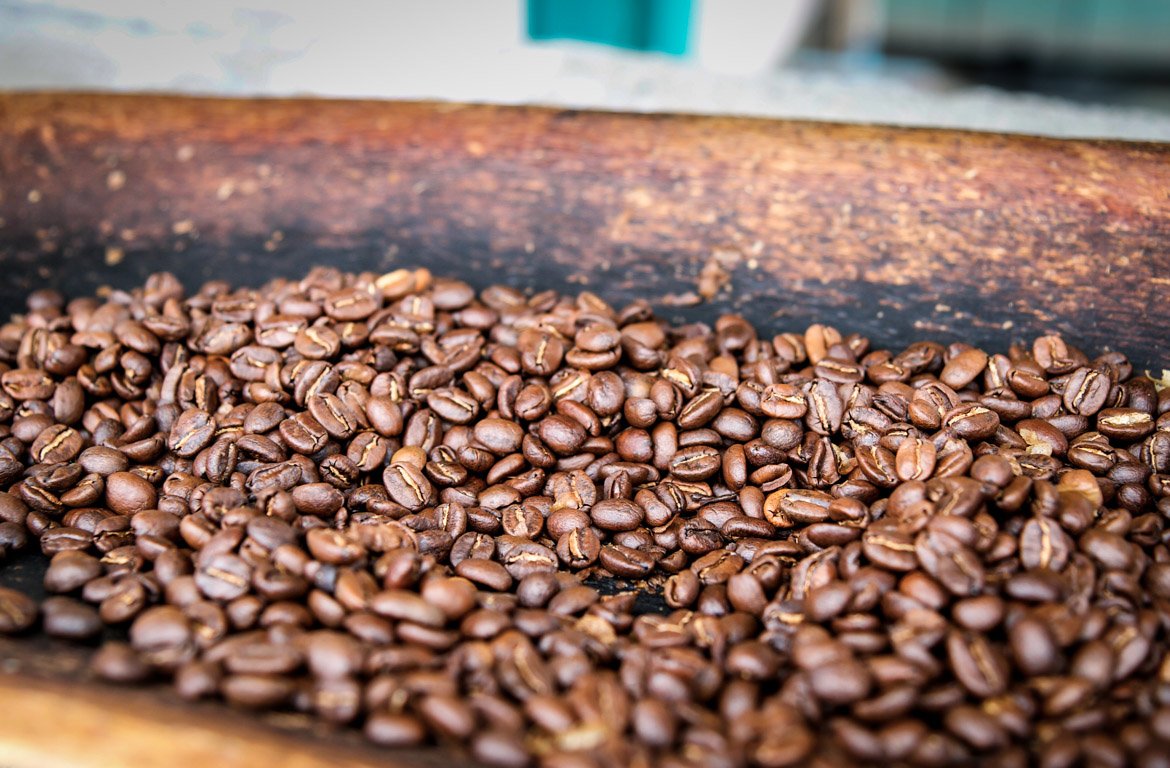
0;675;381;768
0;93;1167;372
0;633;453;768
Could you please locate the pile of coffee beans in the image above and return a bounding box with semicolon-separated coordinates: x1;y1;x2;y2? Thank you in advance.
1;266;1169;767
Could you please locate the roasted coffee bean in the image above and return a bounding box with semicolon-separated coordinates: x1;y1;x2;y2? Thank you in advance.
500;541;558;580
221;674;295;709
538;414;587;456
291;482;345;516
669;445;721;481
599;544;656;578
806;380;844;435
1063;367;1111;416
1098;408;1155;441
305;528;364;565
475;418;525;455
31;424;85;464
947;630;1009;698
590;498;644;531
1008;615;1059;676
169;409;216;457
105;471;158;515
99;576;149;624
556;528;600;569
41;596;102;640
0;586;37;633
44;550;102;593
383;463;435;511
92;641;150;683
940;348;988;389
371;589;446;627
195;554;253;601
944;403;1000;440
365;712;426;747
280;412;329;454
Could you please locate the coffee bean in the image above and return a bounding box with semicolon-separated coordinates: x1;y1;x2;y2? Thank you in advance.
1063;367;1111;416
808;657;872;704
0;586;38;633
952;595;1004;632
221;674;294;709
280;412;329;454
1008;615;1059;676
30;424;85;464
944;403;1000;440
371;589;446;627
668;445;721;481
805;380;844;436
895;438;936;482
475;418;525;455
195;553;252;601
305;528;364;565
92;641;150;683
589;498;644;531
1098;408;1155;441
106;471;158;515
291;483;345;516
41;596;101;640
307;393;359;439
99;576;149;624
44;550;102;593
500;541;558;580
947;630;1008;697
940;348;988;389
383;462;436;511
169;408;216;457
599;544;656;578
555;527;600;570
2;368;55;400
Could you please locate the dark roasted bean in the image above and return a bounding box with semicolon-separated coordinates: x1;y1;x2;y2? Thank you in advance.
383;462;436;511
105;471;158;515
41;596;102;640
0;586;38;633
599;544;656;578
92;641;150;683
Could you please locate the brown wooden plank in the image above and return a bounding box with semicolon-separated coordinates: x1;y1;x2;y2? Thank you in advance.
0;635;457;768
0;92;1166;374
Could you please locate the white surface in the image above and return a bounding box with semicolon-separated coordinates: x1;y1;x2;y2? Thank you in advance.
1;0;1169;141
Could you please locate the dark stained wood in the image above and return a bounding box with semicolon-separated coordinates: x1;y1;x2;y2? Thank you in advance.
0;92;1167;373
0;92;1168;765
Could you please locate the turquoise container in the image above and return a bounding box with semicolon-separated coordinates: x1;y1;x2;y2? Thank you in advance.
527;0;694;56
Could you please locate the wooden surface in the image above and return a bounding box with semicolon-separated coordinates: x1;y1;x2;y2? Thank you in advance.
0;93;1168;765
0;92;1168;372
0;640;449;768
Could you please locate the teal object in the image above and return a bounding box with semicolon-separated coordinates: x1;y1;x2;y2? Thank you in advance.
527;0;693;56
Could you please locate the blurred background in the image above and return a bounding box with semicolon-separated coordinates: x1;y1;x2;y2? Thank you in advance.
1;0;1168;140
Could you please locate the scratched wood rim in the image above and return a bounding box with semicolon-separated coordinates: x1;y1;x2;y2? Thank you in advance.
0;671;436;768
1;92;1167;373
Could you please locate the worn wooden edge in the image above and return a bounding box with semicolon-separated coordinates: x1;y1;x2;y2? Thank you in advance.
0;91;1167;375
0;674;364;768
0;662;448;768
4;89;1170;148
